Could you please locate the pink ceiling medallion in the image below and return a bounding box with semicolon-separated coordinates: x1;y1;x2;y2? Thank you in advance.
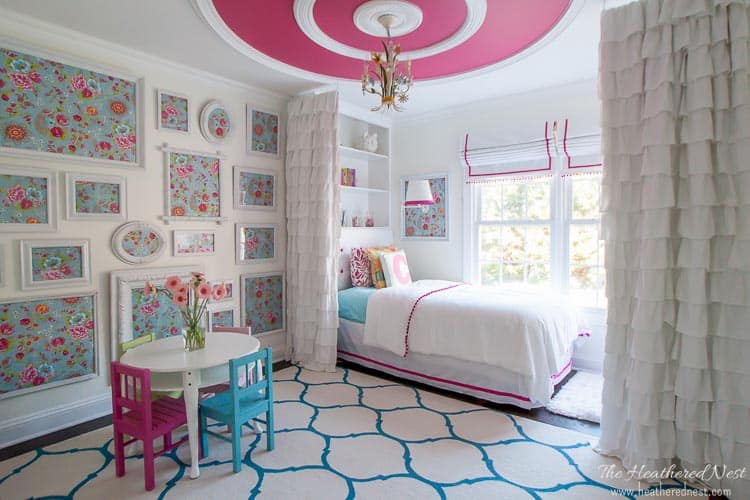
195;0;576;82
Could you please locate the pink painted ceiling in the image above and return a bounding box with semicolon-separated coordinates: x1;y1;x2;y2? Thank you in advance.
212;0;572;80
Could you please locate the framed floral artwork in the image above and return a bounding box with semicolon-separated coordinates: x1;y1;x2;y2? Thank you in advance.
401;173;449;240
246;105;280;158
240;272;284;336
109;266;198;359
200;100;231;143
0;41;143;168
208;279;234;303
160;145;226;224
111;221;167;265
65;172;126;221
157;89;189;133
172;230;216;257
0;166;56;232
20;239;91;290
0;292;98;400
207;304;238;330
233;166;276;210
236;223;276;264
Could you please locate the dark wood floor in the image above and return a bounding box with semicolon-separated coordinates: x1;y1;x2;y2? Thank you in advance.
0;359;597;462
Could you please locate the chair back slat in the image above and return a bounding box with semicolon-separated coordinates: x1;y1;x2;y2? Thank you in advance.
111;361;152;425
228;348;273;409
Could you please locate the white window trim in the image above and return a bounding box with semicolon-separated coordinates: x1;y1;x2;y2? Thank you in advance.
463;164;605;311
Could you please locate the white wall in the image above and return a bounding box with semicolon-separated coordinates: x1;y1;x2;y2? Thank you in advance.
0;11;289;446
390;79;606;372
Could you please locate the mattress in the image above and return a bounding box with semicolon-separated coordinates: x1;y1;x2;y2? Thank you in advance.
337;318;572;409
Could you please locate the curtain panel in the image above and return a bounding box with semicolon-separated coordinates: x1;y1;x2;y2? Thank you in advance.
285;91;340;372
598;1;749;498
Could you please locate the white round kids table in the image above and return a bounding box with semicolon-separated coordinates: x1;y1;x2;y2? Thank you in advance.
120;332;260;479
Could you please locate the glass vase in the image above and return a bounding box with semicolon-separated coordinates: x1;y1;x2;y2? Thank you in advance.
182;326;206;352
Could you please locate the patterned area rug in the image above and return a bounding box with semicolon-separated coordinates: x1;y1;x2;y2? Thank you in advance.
546;371;604;423
0;366;707;499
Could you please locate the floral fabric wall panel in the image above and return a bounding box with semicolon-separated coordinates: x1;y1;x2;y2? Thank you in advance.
241;226;274;260
0;47;138;164
239;171;274;208
211;309;234;328
404;177;447;238
250;110;279;155
168;152;220;217
243;274;283;334
31;246;83;283
159;94;188;132
130;287;183;341
0;173;49;224
74;180;121;215
0;294;96;397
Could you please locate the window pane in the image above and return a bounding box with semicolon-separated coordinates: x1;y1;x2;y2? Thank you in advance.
481;262;500;285
572;177;600;219
480;185;502;220
570;265;599;290
502;183;526;220
501;225;525;263
502;263;524;283
569;265;605;307
527;263;551;285
527;182;550;220
526;225;551;263
570;224;599;266
479;226;501;261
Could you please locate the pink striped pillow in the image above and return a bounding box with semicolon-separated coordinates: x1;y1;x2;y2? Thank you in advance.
349;248;372;287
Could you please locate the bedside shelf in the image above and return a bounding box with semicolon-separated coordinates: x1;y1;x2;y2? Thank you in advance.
340;185;388;194
339;145;389;161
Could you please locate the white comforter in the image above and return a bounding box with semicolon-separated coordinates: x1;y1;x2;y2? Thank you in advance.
363;280;583;399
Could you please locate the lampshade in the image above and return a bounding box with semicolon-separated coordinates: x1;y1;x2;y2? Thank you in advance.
404;179;434;207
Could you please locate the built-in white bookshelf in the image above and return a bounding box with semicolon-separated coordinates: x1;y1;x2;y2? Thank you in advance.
338;105;391;230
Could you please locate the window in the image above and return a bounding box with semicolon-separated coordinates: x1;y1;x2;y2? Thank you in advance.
470;174;604;308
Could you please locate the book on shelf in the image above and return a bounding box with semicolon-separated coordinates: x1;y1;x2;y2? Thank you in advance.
341;167;356;187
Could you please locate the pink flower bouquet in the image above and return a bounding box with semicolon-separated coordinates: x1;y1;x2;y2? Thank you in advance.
144;272;228;351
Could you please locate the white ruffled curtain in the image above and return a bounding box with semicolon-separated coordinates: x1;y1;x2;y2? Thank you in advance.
598;1;749;498
285;91;340;372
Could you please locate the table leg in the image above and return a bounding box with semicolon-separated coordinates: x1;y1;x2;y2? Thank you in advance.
182;370;201;479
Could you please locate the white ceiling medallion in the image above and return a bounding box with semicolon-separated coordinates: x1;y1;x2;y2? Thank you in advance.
353;1;423;37
293;0;487;61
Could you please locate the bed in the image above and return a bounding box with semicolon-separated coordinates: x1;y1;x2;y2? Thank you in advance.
336;281;585;409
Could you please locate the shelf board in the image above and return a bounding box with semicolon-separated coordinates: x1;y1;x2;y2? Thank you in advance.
341;225;390;230
340;185;388;194
339;145;389;161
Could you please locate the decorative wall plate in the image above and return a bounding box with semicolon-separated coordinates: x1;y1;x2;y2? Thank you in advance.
111;221;167;264
200;100;231;143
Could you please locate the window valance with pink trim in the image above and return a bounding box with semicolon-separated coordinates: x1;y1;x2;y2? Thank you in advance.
561;118;601;176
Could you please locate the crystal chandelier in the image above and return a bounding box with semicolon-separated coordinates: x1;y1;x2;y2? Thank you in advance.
361;14;413;112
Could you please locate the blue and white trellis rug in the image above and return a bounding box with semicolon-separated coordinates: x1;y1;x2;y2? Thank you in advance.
0;366;708;499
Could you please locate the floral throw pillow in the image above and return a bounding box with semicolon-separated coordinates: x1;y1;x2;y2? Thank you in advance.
350;248;371;287
366;245;398;288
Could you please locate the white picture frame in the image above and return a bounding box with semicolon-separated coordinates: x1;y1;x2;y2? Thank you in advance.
233;166;277;211
199;99;232;143
20;239;91;291
235;223;277;265
0;165;57;233
240;271;285;336
172;230;216;257
0;38;144;169
156;88;190;134
246;104;281;159
111;221;167;265
208;278;235;303
109;265;199;360
158;144;227;225
207;304;239;331
0;244;5;287
65;172;127;221
400;172;450;241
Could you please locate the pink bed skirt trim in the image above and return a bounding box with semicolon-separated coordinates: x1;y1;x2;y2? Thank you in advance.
338;349;575;404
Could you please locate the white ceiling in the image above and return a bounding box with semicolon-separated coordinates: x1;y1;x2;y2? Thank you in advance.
0;0;610;119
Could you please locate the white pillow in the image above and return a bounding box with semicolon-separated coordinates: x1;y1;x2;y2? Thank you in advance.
379;250;413;287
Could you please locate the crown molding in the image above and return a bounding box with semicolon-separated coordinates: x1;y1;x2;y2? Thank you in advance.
0;7;290;104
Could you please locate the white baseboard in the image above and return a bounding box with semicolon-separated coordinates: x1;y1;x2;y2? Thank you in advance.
572;356;603;373
0;392;112;449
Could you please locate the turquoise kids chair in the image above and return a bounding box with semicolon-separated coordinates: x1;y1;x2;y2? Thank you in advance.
198;347;274;472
